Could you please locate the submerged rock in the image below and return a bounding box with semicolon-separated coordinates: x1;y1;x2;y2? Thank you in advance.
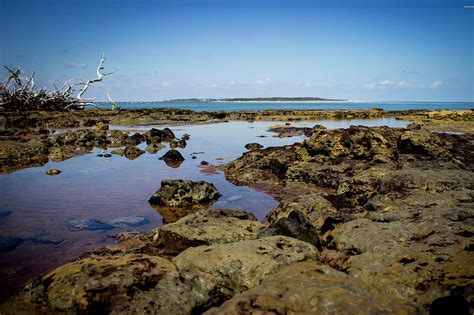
149;179;221;207
0;236;23;252
0;210;13;218
66;219;114;231
206;262;418;314
110;216;150;227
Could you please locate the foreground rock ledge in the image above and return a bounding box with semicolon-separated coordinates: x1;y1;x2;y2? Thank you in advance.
206;262;418;314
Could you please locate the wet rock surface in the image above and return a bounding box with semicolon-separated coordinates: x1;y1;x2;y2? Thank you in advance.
206;262;418;314
149;179;221;207
244;142;263;150
225;125;474;311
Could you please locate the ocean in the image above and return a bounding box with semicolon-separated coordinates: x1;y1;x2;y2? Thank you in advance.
98;101;474;111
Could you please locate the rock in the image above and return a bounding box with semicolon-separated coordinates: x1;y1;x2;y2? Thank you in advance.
94;122;109;131
182;134;190;140
191;155;197;159
244;143;263;150
46;169;61;176
398;129;449;158
110;216;150;227
200;160;209;165
124;145;145;160
145;127;175;143
206;262;418;314
149;208;264;255
116;231;141;242
146;142;164;154
170;139;187;149
159;149;185;168
4;254;196;314
66;219;114;231
125;132;146;146
0;236;23;252
173;236;319;310
111;148;125;155
265;193;343;239
107;130;129;147
103;153;112;158
259;210;320;249
0;210;13;218
268;125;312;138
149;179;221;207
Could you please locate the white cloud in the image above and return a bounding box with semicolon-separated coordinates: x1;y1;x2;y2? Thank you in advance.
430;80;443;89
65;63;87;69
365;79;441;90
397;81;411;88
254;79;266;85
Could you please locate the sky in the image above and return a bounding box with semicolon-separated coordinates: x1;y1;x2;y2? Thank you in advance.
1;0;473;102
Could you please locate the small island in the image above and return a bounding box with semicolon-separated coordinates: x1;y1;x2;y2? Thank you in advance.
161;97;347;103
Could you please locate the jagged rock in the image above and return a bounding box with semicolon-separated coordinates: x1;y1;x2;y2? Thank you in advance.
149;208;263;254
398;129;450;158
2;254;196;314
170;139;187;149
244;143;263;150
66;219;114;231
173;236;319;310
45;168;61;176
149;179;220;207
206;262;418;314
145;128;175;143
146;142;165;154
125;132;146;146
124;145;145;160
265;193;343;239
259;210;320;249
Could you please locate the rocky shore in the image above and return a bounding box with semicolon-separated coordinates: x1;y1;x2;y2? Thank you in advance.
0;108;473;314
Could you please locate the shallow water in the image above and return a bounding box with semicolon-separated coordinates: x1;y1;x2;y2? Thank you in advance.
0;118;408;298
99;100;474;111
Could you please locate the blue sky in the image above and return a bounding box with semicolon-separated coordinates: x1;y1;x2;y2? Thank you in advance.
1;0;473;101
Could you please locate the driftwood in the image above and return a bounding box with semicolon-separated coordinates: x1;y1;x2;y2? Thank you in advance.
0;54;118;112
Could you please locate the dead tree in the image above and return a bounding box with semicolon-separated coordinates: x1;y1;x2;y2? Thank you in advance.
0;54;118;112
